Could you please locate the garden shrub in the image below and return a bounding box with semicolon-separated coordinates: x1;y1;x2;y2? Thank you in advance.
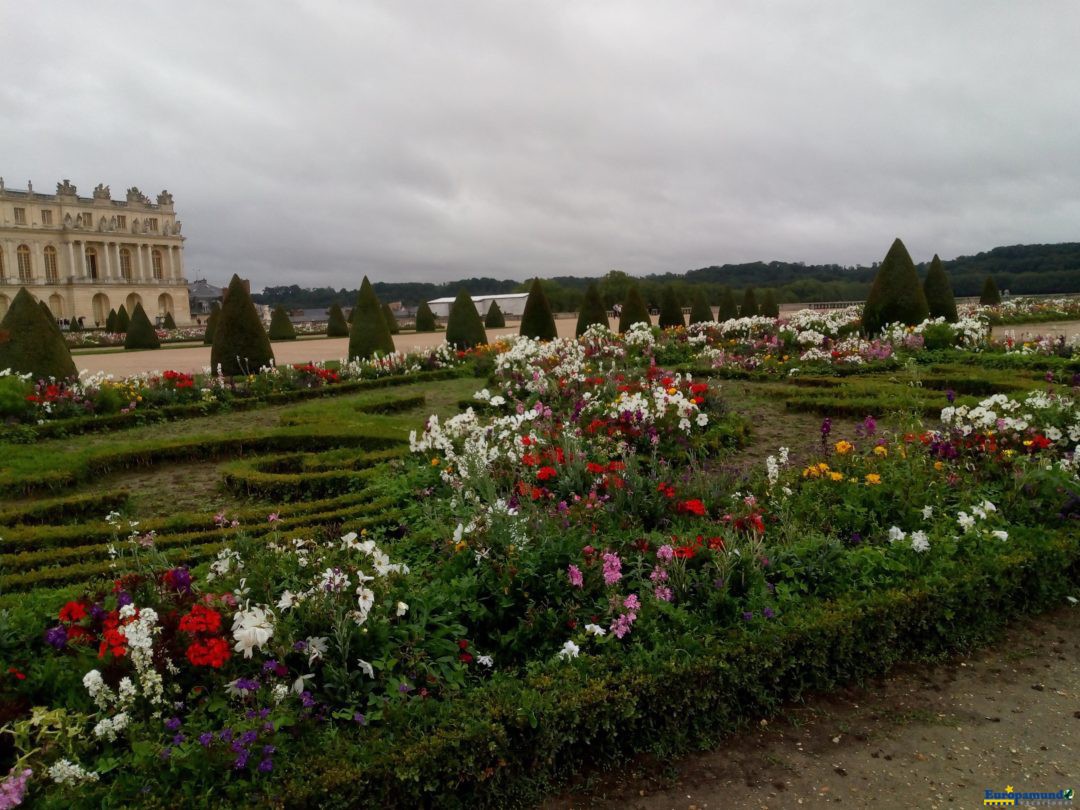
519;279;558;340
0;375;32;420
210;274;275;376
923;254;958;322
381;303;401;335
40;300;61;334
446;289;488;349
740;287;759;316
124;302;161;350
163;311;178;330
618;284;651;332
116;304;130;333
688;287;714;325
862;237;930;335
414;301;437;333
761;289;780;318
349;277;395;360
202;302;220;345
326;302;350;337
484;300;506;329
575;283;609;337
268;305;298;341
0;288;78;380
980;275;1002;305
105;308;119;332
921;322;956;351
717;287;739;321
658;285;685;329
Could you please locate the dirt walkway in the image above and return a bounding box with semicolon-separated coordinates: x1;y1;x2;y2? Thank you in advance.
547;604;1079;809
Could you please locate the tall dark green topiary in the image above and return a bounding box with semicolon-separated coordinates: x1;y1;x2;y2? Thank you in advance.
760;289;780;319
414;300;437;332
105;308;119;332
203;302;220;345
0;288;77;380
576;282;609;336
979;276;1001;306
740;288;759;317
381;303;401;335
268;305;297;341
657;285;685;329
116;305;130;333
484;300;506;329
326;302;349;337
348;277;395;360
862;238;930;335
124;302;161;350
519;279;558;340
618;284;651;332
445;289;487;349
717;288;739;321
688;288;714;325
923;255;958;322
39;301;62;336
163;311;177;330
211;275;275;376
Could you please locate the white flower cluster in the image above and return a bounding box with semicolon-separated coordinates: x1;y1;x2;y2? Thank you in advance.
206;547;245;582
940;391;1080;450
622;322;657;349
48;758;99;786
784;306;862;337
594;373;707;436
120;604;164;706
232;605;275;658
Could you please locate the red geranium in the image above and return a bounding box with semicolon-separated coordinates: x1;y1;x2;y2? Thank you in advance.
186;636;231;668
536;466;558;481
678;499;707;516
59;601;87;623
179;604;223;635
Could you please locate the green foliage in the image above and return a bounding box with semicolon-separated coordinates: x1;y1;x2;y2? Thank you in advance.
326;303;349;337
211;274;275;376
740;287;759;317
618;284;651;332
116;304;130;333
124;302;161;350
162;311;177;330
414;301;437;332
202;302;220;345
268;305;298;341
445;289;488;349
484;300;506;329
0;288;78;380
348;277;396;361
0;375;32;420
657;285;685;329
381;303;401;335
520;279;558;340
105;308;118;333
923;255;958;322
688;287;714;325
863;238;930;335
576;283;610;336
980;275;1002;305
760;289;780;318
717;287;739;320
39;300;61;336
69;316;82;333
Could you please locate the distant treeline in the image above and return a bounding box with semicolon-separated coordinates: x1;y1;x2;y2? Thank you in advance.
252;242;1080;312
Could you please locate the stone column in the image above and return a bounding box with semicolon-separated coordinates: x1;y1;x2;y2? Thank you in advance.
164;245;174;280
66;241;77;280
175;245;184;280
136;243;146;281
103;242;114;280
33;243;46;283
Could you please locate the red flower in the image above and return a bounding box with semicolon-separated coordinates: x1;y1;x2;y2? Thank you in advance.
98;612;128;659
459;652;473;663
458;639;469;649
536;466;558;481
674;545;697;559
586;462;606;474
59;601;87;623
179;604;223;635
521;453;538;467
657;482;675;498
678;499;707;516
186;636;231;668
7;667;25;681
607;460;625;472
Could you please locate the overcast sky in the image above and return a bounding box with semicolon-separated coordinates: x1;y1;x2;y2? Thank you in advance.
3;2;1079;288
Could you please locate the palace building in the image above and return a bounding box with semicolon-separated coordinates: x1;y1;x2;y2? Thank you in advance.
0;177;191;326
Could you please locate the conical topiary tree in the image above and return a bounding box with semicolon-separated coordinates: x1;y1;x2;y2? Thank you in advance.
688;287;714;325
268;305;297;341
923;255;958;322
740;288;759;317
39;300;62;336
760;289;780;318
862;238;930;335
124;302;161;350
484;300;506;329
657;285;685;329
349;277;395;360
576;282;609;336
979;276;1001;306
519;279;558;340
445;289;487;349
414;300;437;332
0;288;77;380
203;302;220;345
717;287;739;321
618;284;651;332
105;308;119;332
211;275;275;376
326;302;349;337
381;303;401;335
116;305;130;333
163;311;177;330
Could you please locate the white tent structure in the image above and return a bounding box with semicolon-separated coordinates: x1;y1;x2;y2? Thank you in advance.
426;292;529;318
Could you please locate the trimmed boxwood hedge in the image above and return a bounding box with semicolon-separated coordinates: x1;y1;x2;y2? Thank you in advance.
0;490;130;527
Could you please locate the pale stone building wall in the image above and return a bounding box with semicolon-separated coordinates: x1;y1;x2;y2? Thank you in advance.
0;178;191;327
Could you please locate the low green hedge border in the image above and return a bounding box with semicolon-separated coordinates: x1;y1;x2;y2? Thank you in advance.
0;490;130;527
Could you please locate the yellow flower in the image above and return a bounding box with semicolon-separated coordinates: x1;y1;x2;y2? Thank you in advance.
453;540;467;553
1003;449;1015;458
933;461;944;470
667;387;678;395
431;458;441;466
835;440;854;455
829;472;844;481
817;462;830;473
865;473;882;485
873;445;888;457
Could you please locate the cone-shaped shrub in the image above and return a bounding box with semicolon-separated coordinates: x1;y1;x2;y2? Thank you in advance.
69;316;82;332
105;308;119;332
381;303;401;335
863;238;930;335
268;305;297;341
203;302;220;345
414;301;437;332
761;289;780;318
618;284;651;332
0;288;77;380
979;276;1001;306
326;303;349;337
116;305;130;333
657;285;685;329
576;283;609;336
445;289;487;349
688;288;714;325
124;302;161;350
520;279;558;340
484;300;506;329
740;288;759;317
163;311;177;330
211;274;275;376
717;288;739;321
348;277;395;360
39;301;62;336
923;255;958;322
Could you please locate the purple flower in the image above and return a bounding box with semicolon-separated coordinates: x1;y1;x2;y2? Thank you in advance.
164;717;182;732
353;712;367;726
763;607;776;619
742;611;754;621
239;730;258;746
946;389;956;403
234;678;260;693
233;752;249;770
167;566;192;593
258;758;273;774
116;591;133;608
301;690;316;707
262;745;276;755
198;732;214;747
172;733;186;746
219;728;234;742
45;624;68;649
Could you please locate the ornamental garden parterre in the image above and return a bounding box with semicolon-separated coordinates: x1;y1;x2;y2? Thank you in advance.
0;306;1076;807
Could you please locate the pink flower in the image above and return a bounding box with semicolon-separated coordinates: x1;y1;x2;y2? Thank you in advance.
657;544;674;563
610;612;635;639
649;566;668;583
601;552;622;586
566;564;584;588
623;593;640;611
653;585;673;602
267;513;280;523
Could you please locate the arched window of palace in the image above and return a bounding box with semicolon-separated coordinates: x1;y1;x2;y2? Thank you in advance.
44;246;59;283
85;247;99;280
16;245;32;282
120;248;132;280
152;249;163;280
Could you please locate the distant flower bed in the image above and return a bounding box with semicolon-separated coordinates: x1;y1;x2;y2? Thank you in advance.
66;328;206;348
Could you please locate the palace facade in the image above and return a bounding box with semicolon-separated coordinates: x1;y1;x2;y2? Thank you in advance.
0;178;191;326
